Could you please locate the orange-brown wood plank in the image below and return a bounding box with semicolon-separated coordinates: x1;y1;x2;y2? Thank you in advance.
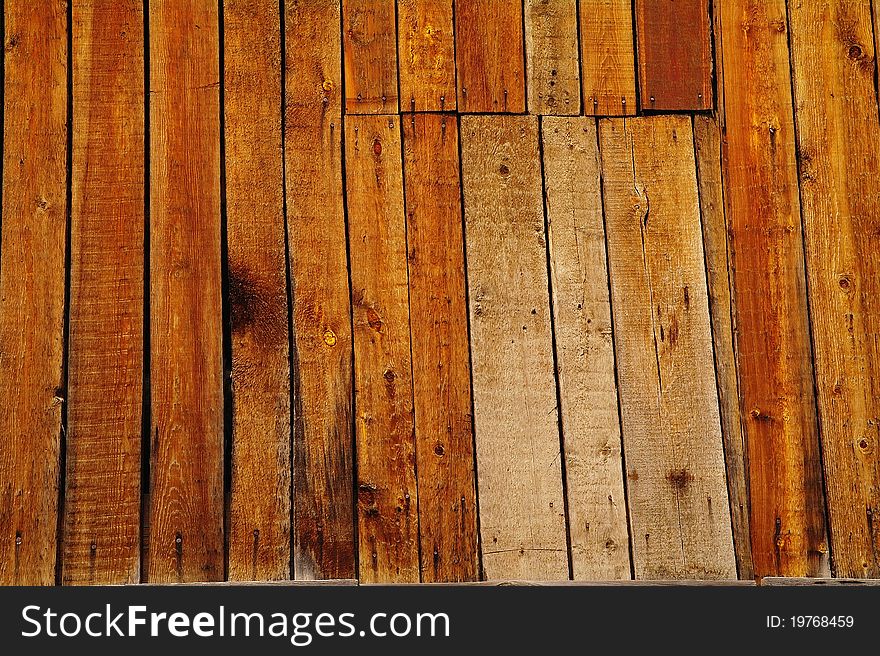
600;116;735;579
345;115;420;583
788;0;880;578
148;0;224;582
635;0;712;111
343;0;398;114
402;113;478;582
541;117;631;580
0;1;68;586
224;0;290;582
455;0;526;113
718;0;829;578
63;0;144;585
580;0;636;116
524;0;581;115
397;0;455;112
285;0;356;582
460;115;569;580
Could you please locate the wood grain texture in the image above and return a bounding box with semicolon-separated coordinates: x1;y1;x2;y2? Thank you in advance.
224;0;290;582
524;0;581;115
0;0;68;586
343;0;398;114
345;115;420;583
693;115;753;580
63;0;144;585
635;0;713;111
397;0;455;112
788;0;880;578
285;0;356;581
579;0;636;116
148;0;224;583
541;117;631;580
599;116;736;579
455;0;526;113
402;113;479;582
460;115;568;581
718;0;829;579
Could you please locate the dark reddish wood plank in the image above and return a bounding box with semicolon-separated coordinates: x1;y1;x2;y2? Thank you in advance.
0;0;68;586
225;0;290;582
63;0;144;585
635;0;713;111
148;0;224;582
402;113;479;582
455;0;526;112
285;0;356;581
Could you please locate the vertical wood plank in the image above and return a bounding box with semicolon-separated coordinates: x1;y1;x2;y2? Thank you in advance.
343;0;398;114
460;115;568;581
524;0;581;115
719;0;829;579
148;0;224;582
693;115;753;580
455;0;526;113
397;0;455;112
224;0;290;582
789;0;880;578
541;117;631;580
402;113;479;582
345;115;420;583
285;0;356;581
0;1;68;586
579;0;636;116
635;0;713;111
599;116;736;579
63;0;144;585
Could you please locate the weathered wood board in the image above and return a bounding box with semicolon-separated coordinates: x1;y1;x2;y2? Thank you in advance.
64;0;144;585
599;116;736;579
455;0;526;113
579;0;637;116
397;0;455;112
788;0;880;578
224;0;291;582
524;0;581;115
460;115;569;581
148;0;224;582
718;0;829;579
0;0;69;586
285;0;356;581
541;116;631;580
343;0;398;114
345;115;420;583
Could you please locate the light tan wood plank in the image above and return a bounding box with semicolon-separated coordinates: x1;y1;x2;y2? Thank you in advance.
580;0;636;116
461;115;569;581
599;116;736;579
525;0;581;115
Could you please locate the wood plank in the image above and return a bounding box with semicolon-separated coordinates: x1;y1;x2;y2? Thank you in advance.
599;116;735;579
460;115;568;580
148;0;224;583
693;115;753;580
788;0;880;578
524;0;581;115
455;0;526;113
285;0;356;581
541;117;630;580
342;0;398;114
0;1;68;586
345;115;420;583
224;0;290;582
402;113;479;582
579;0;636;116
397;0;455;112
635;0;713;111
62;0;144;585
762;577;880;586
719;0;829;579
